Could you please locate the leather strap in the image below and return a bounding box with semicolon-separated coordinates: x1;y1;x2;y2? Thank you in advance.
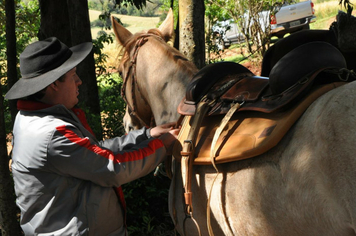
207;102;242;236
181;100;211;235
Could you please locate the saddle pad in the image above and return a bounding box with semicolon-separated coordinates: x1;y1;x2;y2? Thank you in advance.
173;82;345;165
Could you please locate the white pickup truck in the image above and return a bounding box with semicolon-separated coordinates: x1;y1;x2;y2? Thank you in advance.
213;0;317;48
271;0;317;38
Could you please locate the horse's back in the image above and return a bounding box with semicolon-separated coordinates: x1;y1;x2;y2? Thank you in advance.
170;81;356;236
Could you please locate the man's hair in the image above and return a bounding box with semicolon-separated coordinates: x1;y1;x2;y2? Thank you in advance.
27;74;66;101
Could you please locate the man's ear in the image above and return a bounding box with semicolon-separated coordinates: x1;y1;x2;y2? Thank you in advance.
48;82;58;91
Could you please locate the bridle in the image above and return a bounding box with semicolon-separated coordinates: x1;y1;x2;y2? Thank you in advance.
120;33;164;128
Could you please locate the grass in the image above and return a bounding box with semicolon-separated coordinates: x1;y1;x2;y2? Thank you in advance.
89;10;160;68
312;0;356;29
89;10;160;39
311;0;340;29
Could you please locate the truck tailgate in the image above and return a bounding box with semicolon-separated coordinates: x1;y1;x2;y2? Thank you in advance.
276;1;313;24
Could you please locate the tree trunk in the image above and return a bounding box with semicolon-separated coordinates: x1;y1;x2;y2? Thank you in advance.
38;0;72;45
38;0;102;139
178;0;205;69
1;0;23;235
5;0;19;126
0;87;22;236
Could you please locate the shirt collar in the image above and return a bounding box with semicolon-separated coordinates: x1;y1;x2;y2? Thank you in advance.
17;100;52;111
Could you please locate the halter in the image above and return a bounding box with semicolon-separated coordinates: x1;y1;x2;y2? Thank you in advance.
121;33;163;128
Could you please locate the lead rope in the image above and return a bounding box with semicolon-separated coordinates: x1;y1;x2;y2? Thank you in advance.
206;101;243;236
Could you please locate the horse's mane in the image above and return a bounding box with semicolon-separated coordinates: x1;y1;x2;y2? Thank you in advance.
117;28;194;74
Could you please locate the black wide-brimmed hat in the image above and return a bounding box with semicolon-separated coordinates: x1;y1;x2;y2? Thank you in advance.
5;37;93;100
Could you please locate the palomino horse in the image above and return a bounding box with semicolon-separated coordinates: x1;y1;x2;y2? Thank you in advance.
112;10;356;236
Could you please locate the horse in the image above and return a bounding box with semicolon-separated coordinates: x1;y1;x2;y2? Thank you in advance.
112;10;356;236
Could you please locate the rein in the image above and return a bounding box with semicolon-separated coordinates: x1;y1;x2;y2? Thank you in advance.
121;33;163;128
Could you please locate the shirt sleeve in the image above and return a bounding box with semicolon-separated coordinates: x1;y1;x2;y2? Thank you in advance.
98;127;152;152
47;124;166;187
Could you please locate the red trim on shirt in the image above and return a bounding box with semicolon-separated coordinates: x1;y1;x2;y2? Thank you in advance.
55;125;164;163
71;108;95;136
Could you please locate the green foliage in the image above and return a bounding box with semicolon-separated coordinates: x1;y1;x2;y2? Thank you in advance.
159;0;178;28
205;0;232;64
97;73;126;138
124;173;174;236
1;0;40;135
115;0;147;10
0;0;40;81
205;0;286;62
91;28;126;138
88;0;162;17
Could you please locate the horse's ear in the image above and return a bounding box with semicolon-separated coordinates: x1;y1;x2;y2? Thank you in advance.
158;8;174;42
111;16;133;46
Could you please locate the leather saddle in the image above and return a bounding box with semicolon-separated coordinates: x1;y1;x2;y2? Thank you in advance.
173;42;355;165
178;41;351;116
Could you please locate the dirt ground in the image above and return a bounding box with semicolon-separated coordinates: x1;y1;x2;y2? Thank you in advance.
241;61;262;76
212;46;263;76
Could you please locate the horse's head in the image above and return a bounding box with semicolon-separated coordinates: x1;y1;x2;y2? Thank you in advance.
111;9;198;133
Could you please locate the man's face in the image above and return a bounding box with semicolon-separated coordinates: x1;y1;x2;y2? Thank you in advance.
55;67;82;109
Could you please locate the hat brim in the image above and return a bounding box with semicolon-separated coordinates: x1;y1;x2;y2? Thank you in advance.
5;42;93;100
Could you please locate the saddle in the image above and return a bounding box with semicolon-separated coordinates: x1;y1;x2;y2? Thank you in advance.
173;42;354;165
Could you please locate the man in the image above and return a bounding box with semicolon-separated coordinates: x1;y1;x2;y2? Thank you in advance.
5;37;180;235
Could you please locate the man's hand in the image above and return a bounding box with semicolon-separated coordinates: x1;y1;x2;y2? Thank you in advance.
150;122;178;138
150;122;181;155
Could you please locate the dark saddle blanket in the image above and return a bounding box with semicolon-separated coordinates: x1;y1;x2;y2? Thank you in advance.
173;42;355;165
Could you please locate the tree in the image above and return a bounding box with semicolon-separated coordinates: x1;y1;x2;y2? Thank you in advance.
179;0;205;69
0;0;23;235
210;0;284;60
5;0;18;126
0;86;22;236
205;0;231;63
